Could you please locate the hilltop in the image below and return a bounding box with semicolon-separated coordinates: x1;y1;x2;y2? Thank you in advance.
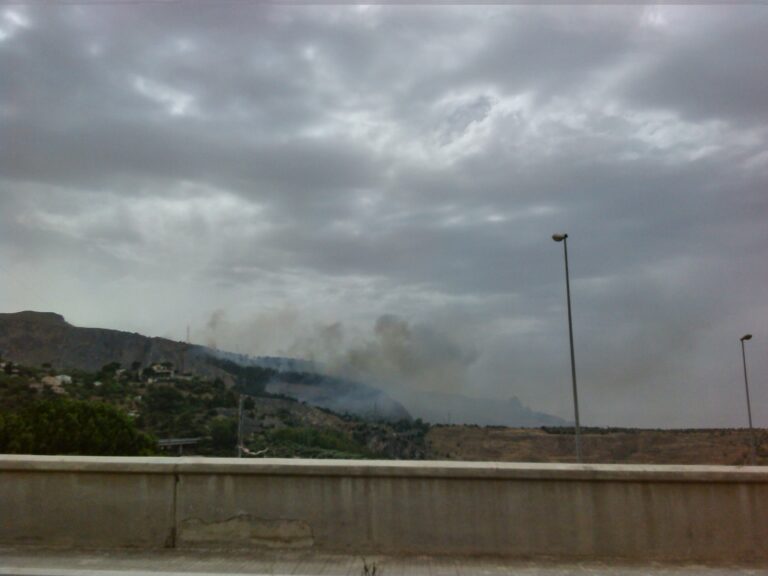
0;311;205;375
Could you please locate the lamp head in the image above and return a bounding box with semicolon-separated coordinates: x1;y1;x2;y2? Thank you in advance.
741;334;753;341
552;233;568;242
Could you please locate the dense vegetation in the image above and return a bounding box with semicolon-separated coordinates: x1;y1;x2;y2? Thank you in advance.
0;398;157;455
251;427;373;459
0;358;430;459
206;357;274;396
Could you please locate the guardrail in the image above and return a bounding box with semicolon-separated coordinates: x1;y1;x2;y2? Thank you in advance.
1;456;766;561
157;437;203;455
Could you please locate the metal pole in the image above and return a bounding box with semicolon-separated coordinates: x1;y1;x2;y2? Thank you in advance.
562;237;582;462
237;395;244;458
740;339;757;465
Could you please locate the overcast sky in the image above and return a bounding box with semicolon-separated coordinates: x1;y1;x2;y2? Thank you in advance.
1;4;767;427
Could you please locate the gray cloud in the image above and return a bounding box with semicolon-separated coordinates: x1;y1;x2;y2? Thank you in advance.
1;5;767;427
620;8;768;124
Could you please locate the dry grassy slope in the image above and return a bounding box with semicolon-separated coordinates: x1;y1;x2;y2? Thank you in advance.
427;425;768;465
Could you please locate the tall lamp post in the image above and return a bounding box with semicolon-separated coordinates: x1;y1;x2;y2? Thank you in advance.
739;334;757;465
552;233;582;462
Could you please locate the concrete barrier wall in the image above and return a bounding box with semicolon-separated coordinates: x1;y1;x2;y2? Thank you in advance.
1;456;767;561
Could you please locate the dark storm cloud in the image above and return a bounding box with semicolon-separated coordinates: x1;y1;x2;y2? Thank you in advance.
621;8;768;124
1;5;767;427
439;8;642;98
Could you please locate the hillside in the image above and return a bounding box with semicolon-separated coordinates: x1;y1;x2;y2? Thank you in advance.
0;311;567;426
0;311;409;421
0;311;206;375
0;360;429;459
3;355;765;464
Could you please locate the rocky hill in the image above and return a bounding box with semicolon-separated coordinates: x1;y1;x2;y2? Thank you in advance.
0;311;409;421
0;311;199;374
0;311;566;427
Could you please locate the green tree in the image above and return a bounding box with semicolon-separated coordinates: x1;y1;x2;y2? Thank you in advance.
0;398;157;456
144;386;185;412
209;417;238;452
101;362;121;374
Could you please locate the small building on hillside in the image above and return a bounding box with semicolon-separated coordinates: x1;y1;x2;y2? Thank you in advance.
40;375;67;395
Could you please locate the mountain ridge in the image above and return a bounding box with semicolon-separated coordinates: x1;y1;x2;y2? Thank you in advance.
0;310;564;427
0;311;410;421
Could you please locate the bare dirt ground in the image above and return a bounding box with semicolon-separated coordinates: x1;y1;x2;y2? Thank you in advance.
426;426;768;465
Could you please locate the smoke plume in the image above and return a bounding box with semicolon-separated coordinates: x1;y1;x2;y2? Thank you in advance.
199;309;479;395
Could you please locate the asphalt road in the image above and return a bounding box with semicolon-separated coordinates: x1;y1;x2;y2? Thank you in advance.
1;549;766;576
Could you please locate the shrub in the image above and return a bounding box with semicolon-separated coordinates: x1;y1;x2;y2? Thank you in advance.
0;398;157;456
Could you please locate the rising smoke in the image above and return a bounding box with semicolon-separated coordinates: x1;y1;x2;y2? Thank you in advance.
200;309;479;395
337;314;479;395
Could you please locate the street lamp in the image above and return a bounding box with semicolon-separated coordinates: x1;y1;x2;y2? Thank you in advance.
552;233;582;462
739;334;757;465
